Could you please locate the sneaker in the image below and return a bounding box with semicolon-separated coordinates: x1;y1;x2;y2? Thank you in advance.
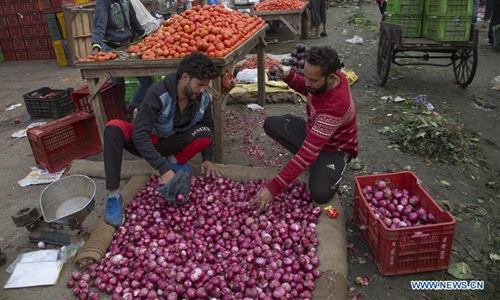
105;194;124;228
165;156;195;176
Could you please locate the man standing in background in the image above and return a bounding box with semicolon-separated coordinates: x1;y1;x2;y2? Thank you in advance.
91;0;153;122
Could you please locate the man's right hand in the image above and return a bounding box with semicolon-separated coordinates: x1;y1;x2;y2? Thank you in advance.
271;65;291;81
91;48;99;56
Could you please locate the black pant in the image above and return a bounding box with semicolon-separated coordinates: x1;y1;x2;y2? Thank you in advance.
263;114;351;204
104;124;212;190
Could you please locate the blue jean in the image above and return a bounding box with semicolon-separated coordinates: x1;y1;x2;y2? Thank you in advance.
101;44;153;119
472;0;480;23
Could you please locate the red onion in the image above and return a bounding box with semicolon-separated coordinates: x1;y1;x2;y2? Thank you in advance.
67;279;75;288
82;176;320;299
72;271;82;281
89;291;99;300
427;213;436;223
377;180;387;190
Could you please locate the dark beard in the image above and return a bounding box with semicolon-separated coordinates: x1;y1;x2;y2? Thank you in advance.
183;83;199;101
307;79;328;95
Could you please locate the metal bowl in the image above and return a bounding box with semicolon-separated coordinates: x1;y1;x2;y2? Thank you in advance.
40;175;96;226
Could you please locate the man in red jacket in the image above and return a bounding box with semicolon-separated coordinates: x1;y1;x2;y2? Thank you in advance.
250;46;359;214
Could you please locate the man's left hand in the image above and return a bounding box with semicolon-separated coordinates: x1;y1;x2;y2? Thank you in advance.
249;187;274;215
200;161;223;177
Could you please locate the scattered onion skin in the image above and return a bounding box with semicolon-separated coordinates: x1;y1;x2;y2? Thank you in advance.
70;175;321;299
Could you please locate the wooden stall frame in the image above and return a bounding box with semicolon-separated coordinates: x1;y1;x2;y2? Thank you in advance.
62;2;96;65
250;4;309;43
74;26;268;163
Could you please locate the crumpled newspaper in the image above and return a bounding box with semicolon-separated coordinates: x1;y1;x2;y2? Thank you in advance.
17;167;65;187
491;76;500;90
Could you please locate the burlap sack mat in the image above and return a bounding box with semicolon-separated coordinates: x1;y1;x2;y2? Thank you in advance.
69;160;347;299
74;175;150;270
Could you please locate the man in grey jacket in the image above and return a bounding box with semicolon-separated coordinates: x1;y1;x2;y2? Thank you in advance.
91;0;153;121
102;52;222;227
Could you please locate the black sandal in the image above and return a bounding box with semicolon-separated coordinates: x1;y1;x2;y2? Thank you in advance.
321;32;328;37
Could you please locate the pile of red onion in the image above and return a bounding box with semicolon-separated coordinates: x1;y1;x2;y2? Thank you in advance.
361;180;436;229
67;175;322;300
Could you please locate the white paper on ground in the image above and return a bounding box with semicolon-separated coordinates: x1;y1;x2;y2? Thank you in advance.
4;249;63;289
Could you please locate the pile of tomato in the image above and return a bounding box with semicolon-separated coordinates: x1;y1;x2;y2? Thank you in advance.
254;0;306;12
128;4;266;59
78;52;117;62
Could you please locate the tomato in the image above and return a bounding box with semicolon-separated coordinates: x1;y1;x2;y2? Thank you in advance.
128;5;266;60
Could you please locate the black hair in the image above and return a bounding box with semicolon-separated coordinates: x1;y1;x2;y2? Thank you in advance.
176;52;219;80
305;46;341;77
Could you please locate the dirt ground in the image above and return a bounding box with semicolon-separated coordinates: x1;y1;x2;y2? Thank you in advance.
0;1;499;299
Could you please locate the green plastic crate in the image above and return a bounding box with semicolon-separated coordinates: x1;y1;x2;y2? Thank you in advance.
44;13;62;41
124;76;164;103
385;14;423;38
424;0;473;17
386;0;425;15
422;15;471;42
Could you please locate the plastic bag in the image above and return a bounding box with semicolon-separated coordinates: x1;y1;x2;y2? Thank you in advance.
60;242;84;263
346;35;363;45
491;76;500;90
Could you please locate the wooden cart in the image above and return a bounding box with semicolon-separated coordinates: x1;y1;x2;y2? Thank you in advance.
377;21;479;86
73;26;268;163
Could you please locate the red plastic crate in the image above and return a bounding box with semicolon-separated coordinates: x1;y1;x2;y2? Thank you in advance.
1;1;16;15
3;50;17;61
5;14;20;26
24;36;50;49
0;15;6;28
15;0;41;13
39;0;53;13
28;11;45;25
21;24;48;38
0;39;14;51
353;171;455;276
27;112;103;173
11;38;26;50
15;49;29;61
51;0;63;12
9;26;23;39
71;82;126;122
28;47;55;60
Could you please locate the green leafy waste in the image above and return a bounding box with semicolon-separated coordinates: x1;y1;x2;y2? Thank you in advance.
379;114;483;166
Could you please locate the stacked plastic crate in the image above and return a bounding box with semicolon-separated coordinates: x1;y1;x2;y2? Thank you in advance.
0;0;51;61
40;0;75;66
422;0;473;42
385;0;425;38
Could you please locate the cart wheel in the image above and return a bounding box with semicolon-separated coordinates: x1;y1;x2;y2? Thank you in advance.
377;27;393;86
452;47;478;87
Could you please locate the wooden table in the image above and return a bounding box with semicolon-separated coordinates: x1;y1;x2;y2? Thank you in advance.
73;26;268;163
250;4;309;44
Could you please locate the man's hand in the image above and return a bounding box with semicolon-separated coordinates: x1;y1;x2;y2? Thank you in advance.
200;161;223;177
160;170;175;185
91;48;99;56
270;65;291;81
249;187;274;215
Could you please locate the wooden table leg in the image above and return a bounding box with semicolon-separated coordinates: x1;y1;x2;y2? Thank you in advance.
257;38;266;107
301;9;309;40
88;77;110;145
211;76;223;163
